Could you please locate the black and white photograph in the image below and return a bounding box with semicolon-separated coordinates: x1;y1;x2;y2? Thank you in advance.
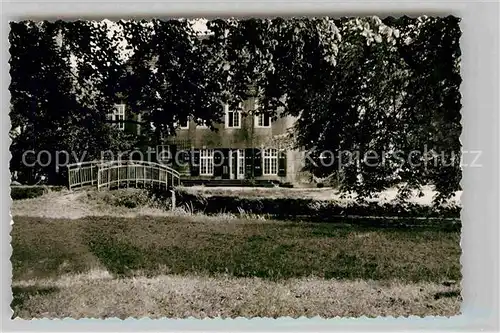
9;16;463;319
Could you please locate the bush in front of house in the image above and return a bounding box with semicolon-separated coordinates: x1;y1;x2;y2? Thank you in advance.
84;187;165;209
162;189;461;221
10;186;48;200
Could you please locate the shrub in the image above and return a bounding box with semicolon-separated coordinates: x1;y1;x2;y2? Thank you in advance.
10;186;47;200
108;187;461;226
117;198;139;209
114;191;150;208
171;190;461;223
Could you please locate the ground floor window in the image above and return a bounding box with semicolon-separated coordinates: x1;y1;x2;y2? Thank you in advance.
200;149;214;176
237;149;245;177
263;148;278;175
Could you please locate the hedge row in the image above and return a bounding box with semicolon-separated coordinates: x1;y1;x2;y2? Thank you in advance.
10;186;65;200
152;189;461;220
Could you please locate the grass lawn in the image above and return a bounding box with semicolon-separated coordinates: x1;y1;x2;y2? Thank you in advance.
10;190;461;318
11;216;461;282
12;273;461;319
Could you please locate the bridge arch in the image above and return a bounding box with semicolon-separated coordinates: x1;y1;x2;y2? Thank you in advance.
67;160;180;190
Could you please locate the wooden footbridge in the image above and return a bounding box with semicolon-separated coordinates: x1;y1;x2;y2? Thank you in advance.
67;160;180;190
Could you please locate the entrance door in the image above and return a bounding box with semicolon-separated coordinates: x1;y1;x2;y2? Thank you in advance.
236;149;245;180
227;149;245;180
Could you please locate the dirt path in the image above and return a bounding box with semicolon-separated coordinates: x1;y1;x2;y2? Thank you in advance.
11;191;89;219
10;190;168;219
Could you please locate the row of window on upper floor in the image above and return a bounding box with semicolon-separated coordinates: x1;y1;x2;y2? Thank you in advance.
179;108;271;129
109;103;272;132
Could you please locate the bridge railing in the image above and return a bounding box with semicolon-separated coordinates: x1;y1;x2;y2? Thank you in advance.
68;161;100;190
67;160;180;190
97;160;180;190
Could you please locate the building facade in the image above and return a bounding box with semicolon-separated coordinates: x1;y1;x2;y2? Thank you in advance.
110;97;306;184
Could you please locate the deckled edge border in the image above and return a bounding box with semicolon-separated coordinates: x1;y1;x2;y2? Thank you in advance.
2;1;499;332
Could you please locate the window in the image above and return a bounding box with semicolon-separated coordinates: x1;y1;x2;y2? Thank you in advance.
263;148;278;175
237;149;245;176
255;113;271;128
111;104;125;130
225;104;242;128
253;99;271;128
200;149;214;176
137;113;142;135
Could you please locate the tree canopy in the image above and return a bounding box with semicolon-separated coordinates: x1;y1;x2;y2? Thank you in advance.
9;16;461;202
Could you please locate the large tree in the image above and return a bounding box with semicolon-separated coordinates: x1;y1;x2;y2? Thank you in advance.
118;19;228;144
9;20;130;184
9;21;85;184
10;17;462;201
391;16;462;202
202;16;461;202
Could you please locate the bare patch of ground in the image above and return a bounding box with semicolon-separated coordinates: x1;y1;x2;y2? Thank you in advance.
10;189;267;222
10;189;169;220
12;270;460;319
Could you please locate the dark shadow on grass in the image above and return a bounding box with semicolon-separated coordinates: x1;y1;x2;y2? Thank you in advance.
10;215;460;283
88;237;145;277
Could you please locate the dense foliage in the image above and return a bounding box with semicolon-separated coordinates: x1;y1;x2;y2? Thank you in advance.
9;21;132;184
9;16;461;202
